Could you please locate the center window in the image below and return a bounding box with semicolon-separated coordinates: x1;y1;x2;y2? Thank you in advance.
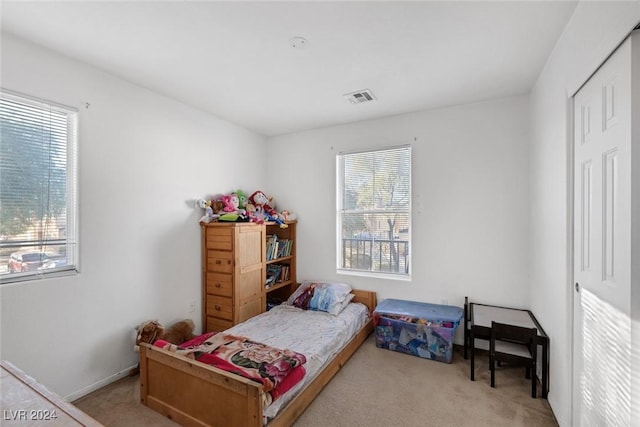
336;145;411;278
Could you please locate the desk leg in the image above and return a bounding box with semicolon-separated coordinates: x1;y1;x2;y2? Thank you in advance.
542;340;548;398
463;300;469;360
464;327;469;360
470;330;475;381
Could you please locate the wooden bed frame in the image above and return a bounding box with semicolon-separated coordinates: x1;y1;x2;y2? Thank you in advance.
139;289;377;427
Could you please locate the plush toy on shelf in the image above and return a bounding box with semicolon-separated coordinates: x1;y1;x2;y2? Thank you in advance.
280;210;297;221
248;190;276;215
196;199;217;223
244;201;265;224
248;190;287;228
222;193;246;214
197;191;293;225
236;189;248;210
211;200;225;216
217;192;248;222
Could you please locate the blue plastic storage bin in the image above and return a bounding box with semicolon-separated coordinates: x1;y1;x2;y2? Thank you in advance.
373;299;463;363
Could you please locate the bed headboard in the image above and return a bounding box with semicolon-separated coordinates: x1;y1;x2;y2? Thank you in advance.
351;289;377;315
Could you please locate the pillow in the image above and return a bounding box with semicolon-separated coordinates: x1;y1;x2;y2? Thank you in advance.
287;281;354;315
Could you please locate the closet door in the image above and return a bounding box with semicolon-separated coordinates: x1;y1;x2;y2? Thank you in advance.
572;32;635;426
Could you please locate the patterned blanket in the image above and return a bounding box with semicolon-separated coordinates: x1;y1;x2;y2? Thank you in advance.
154;333;306;403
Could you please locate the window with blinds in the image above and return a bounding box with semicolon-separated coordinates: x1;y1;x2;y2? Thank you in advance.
336;145;411;277
0;90;78;283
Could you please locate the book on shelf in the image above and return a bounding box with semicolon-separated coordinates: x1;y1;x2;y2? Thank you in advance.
265;264;282;288
280;265;290;282
265;234;276;261
265;235;293;261
276;239;292;258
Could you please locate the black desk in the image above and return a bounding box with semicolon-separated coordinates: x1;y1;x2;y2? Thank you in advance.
469;302;549;398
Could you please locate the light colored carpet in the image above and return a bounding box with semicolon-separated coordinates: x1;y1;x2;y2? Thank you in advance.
74;335;558;426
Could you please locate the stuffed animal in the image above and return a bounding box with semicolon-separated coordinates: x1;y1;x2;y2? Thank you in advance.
244;201;264;224
196;199;216;223
248;190;276;216
196;198;230;223
280;210;297;221
236;189;248;210
248;190;287;228
222;193;245;214
263;211;287;228
134;319;195;352
211;200;225;216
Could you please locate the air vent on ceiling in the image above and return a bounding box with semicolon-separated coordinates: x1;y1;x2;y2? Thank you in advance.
343;89;376;104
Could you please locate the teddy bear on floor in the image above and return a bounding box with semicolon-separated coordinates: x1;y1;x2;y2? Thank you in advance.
134;319;195;352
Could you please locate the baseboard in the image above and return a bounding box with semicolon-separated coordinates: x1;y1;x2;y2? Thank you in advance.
64;363;139;402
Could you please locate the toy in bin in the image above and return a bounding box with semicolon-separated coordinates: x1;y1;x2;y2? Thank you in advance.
373;299;463;364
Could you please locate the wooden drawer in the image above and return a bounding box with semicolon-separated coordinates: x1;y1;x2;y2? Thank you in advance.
206;295;233;321
206;227;233;251
206;316;233;332
206;273;233;297
207;250;233;273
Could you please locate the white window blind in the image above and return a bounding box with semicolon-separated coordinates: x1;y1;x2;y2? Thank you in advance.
0;90;78;283
337;145;411;277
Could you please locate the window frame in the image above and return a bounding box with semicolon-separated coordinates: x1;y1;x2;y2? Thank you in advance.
336;144;412;279
0;89;79;284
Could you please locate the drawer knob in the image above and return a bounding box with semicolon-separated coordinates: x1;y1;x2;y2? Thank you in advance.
215;283;221;288
215;260;221;265
215;305;221;310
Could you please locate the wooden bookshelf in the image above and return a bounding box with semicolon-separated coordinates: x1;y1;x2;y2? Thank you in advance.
264;220;297;306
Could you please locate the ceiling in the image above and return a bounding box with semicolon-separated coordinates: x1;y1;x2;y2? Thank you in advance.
1;1;578;137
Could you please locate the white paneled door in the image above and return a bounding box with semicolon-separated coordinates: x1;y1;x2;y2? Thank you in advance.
572;33;635;426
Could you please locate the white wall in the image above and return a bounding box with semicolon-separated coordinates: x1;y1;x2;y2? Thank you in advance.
529;2;640;426
268;96;531;314
0;34;267;399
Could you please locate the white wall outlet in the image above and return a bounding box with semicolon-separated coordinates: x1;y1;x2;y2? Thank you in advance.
189;301;196;313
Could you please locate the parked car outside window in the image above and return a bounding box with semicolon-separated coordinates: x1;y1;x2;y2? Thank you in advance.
7;251;50;273
38;258;67;270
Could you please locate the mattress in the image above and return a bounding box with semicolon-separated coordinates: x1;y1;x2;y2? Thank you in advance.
225;302;370;420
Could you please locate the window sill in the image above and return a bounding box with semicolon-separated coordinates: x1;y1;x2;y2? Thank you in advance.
0;268;78;285
337;268;411;281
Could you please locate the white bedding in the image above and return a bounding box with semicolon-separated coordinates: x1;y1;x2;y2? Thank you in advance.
225;302;370;420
